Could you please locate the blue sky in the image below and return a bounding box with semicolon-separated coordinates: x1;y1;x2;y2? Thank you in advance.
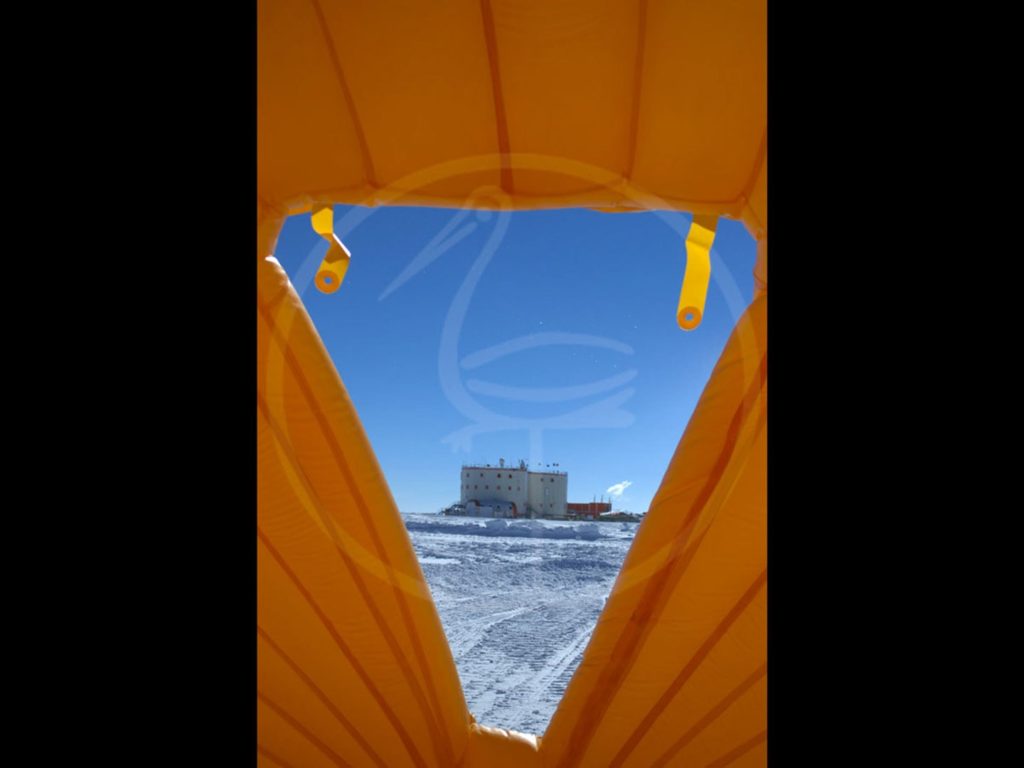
273;204;756;514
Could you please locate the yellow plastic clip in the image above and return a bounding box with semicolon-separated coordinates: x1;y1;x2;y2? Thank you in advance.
311;204;352;294
677;214;718;330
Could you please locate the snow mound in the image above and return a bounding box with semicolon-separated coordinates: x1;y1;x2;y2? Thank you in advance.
405;517;604;541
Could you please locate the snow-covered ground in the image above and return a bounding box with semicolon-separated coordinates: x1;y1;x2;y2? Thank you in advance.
404;513;637;735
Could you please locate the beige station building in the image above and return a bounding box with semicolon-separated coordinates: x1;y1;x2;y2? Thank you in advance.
449;459;607;519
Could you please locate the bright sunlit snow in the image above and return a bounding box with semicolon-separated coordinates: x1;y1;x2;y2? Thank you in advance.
404;513;638;735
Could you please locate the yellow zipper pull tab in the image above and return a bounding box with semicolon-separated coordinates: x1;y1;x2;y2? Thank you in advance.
310;204;352;294
677;214;718;330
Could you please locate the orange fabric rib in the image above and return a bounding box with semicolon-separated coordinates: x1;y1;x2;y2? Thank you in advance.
624;0;648;179
258;743;297;768
706;729;767;767
308;0;377;187
258;527;429;768
258;626;390;768
608;572;767;768
649;663;767;768
259;691;352;767
479;0;513;193
257;298;456;767
557;351;767;767
257;382;443;767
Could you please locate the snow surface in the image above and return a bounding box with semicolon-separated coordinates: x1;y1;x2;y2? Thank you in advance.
404;513;637;735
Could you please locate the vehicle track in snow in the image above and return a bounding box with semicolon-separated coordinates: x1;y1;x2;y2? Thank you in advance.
406;514;636;735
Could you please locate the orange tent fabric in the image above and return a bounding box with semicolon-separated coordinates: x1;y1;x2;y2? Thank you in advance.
258;1;766;765
258;0;766;237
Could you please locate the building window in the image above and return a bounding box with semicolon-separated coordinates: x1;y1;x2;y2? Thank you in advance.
480;473;483;477
485;486;489;490
474;485;478;490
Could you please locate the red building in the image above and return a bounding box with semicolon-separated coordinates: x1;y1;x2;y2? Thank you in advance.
566;502;612;520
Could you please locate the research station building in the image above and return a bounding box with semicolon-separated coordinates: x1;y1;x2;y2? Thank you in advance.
459;459;569;518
